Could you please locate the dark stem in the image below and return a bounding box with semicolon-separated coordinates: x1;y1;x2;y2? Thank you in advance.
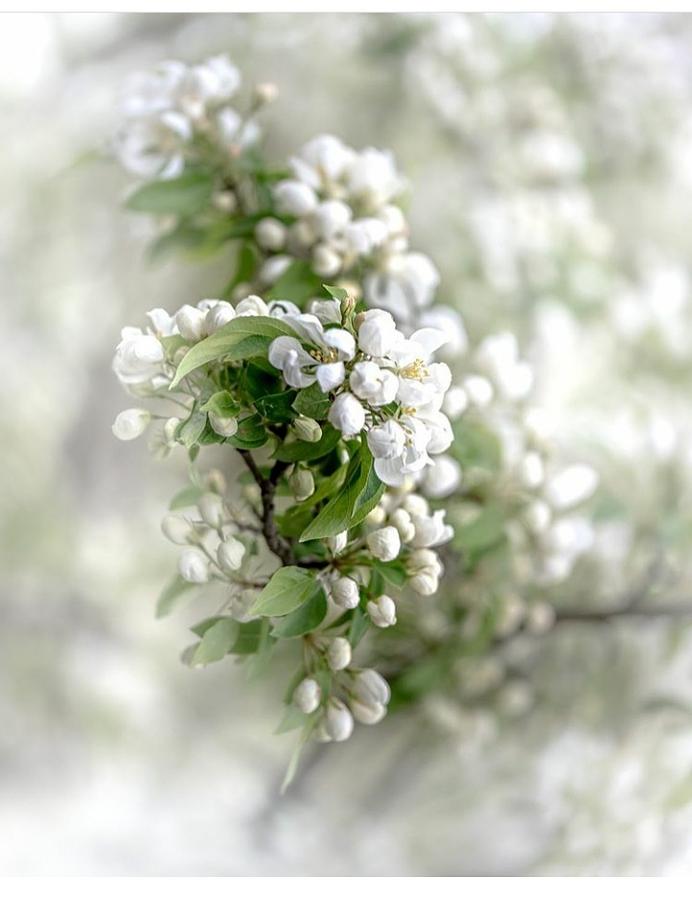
238;451;296;566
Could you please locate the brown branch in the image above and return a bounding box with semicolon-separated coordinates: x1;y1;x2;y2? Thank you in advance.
554;603;692;625
238;451;296;566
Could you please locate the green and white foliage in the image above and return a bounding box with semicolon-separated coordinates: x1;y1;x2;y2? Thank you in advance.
111;52;597;780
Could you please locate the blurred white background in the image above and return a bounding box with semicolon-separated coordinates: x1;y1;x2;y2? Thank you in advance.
4;12;692;875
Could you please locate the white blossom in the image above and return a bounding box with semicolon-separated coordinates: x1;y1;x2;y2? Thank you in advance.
545;464;598;510
112;327;165;387
217;536;245;574
350;361;398;406
255;217;287;251
112;408;151;441
294;677;321;714
410;509;454;548
418;455;462;498
274;179;318;216
178;548;209;583
367;594;397;628
324;698;354;742
161;513;194;545
357;308;399;357
327;637;352;671
327;392;366;437
366;526;401;562
389;508;416;542
331;576;360;609
198;492;226;529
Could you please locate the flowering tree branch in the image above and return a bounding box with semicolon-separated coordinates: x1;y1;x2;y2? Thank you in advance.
237;450;295;567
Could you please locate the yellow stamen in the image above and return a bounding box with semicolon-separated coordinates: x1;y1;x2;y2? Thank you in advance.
400;358;429;381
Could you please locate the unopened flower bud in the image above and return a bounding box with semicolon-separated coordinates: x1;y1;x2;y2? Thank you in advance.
209;412;238;437
327;392;365;438
401;493;429;517
204;301;235;333
367;594;397;628
327;531;348;555
243;483;261;505
331;576;360;610
163;416;181;444
523;499;551;534
112;408;151;441
212;190;237;214
351;668;391;707
366;526;401;562
161;513;194;545
205;469;226;495
178;548;209;583
389;508;415;543
293;677;321;714
519;451;545;489
312;243;342;277
349;697;387;725
255;217;287;251
293;416;322;443
365;504;387;526
274;180;318;217
324;698;354;742
198;492;226;529
217;536;245;573
290;468;315;502
175;304;207;342
327;637;352;671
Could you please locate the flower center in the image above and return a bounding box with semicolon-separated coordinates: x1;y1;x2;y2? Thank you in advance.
310;348;338;363
400;358;428;381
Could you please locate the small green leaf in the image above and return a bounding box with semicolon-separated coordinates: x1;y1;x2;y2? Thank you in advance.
249;566;322;617
454;504;506;553
275;705;311;734
293;383;331;421
299;444;383;541
168;485;203;510
170;316;296;388
200;390;241;417
190;617;240;666
372;559;408;587
348;607;370;647
266;260;323;303
156;574;196;618
254;389;297;422
177;407;207;448
126;170;214;216
323;284;348;302
271;586;328;638
225;413;268;449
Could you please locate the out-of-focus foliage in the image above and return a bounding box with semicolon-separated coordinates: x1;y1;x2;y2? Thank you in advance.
4;11;692;875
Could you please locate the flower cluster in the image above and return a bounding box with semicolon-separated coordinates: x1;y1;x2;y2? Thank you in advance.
110;50;599;784
115;54;268;182
258;134;439;323
268;305;453;486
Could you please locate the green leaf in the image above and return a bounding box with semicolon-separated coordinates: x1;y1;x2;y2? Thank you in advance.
225;413;268;449
170;316;296;388
348;607;370;647
248;566;322;617
372;559;408;587
168;485;203;510
190;617;240;666
452;421;502;472
271;586;328;638
299;444;383;541
275;705;311;734
254;389;297;422
156;574;196;618
454;504;506;554
200;390;241;418
323;284;349;302
177;407;207;448
266;260;323;304
273;424;341;462
292;383;331;421
223;241;260;296
126;171;214;216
